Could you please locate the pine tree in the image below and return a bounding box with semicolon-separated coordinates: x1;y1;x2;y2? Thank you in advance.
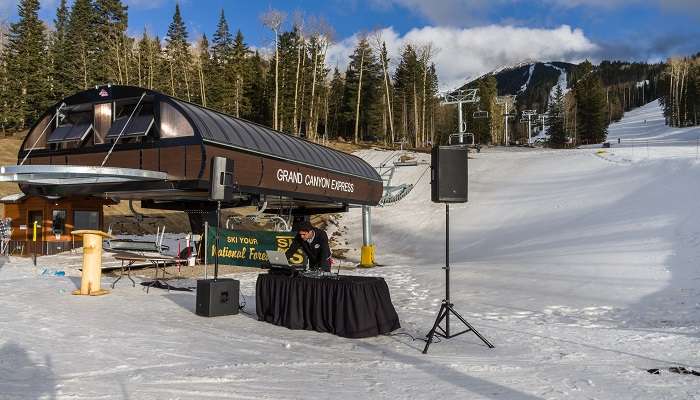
575;75;608;144
274;28;301;133
341;37;382;143
150;35;169;93
5;0;50;129
50;0;71;99
476;76;497;145
0;21;10;132
135;29;149;88
327;67;344;138
426;63;439;144
165;4;192;100
66;0;98;91
210;9;233;112
393;45;419;145
231;30;251;118
245;50;269;124
546;85;566;147
94;0;128;84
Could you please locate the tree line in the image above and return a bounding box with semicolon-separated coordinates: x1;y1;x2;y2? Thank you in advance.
0;0;443;148
659;54;700;127
1;0;693;147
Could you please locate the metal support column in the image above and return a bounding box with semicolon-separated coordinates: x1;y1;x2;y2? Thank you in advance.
360;205;375;268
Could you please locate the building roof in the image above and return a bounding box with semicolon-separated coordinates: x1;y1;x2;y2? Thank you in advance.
0;193;27;203
171;99;381;182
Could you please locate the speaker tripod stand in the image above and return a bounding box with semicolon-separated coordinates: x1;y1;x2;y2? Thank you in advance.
423;204;494;354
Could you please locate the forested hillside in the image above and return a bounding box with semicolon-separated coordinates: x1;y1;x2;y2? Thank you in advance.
0;0;444;148
457;59;675;146
0;0;697;149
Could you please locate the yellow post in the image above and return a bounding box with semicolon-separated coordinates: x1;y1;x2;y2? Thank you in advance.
32;221;38;265
71;230;113;296
360;244;375;268
359;205;376;268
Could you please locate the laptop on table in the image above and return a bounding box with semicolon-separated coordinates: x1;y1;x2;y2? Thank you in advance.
264;250;304;275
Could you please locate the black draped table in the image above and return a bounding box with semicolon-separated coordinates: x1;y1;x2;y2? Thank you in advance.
256;273;400;338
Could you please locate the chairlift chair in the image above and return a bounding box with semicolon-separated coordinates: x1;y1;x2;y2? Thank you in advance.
394;154;418;167
449;132;475;146
473;110;489;119
448;132;480;152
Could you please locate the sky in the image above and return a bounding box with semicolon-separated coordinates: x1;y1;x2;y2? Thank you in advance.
1;0;699;90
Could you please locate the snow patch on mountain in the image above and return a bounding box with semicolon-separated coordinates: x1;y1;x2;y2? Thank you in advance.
519;63;536;93
545;62;569;103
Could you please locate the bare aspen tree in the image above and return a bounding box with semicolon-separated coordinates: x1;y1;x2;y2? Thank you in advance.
194;37;207;107
418;43;434;146
413;81;419;146
197;56;205;106
137;38;143;87
308;18;333;140
169;58;175;96
354;35;367;144
372;31;394;144
681;60;689;125
669;58;681;127
148;38;155;89
324;86;330;138
292;12;305;135
184;63;191;102
308;33;320;139
80;41;89;89
261;9;286;131
124;40;131;85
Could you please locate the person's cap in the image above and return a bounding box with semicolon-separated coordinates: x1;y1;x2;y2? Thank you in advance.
297;221;314;232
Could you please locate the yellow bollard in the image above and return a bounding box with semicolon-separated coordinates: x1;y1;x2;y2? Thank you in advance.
32;221;38;264
71;230;113;296
359;244;376;268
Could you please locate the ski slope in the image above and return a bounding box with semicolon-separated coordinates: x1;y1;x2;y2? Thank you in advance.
1;103;700;399
607;100;700;145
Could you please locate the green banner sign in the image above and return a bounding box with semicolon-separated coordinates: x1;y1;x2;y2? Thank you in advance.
205;227;306;267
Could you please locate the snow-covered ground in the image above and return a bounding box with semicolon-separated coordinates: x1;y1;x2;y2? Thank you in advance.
2;101;700;399
606;100;700;146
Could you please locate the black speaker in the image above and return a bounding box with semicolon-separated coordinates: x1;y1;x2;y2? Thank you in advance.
196;279;240;317
210;157;235;201
431;145;468;203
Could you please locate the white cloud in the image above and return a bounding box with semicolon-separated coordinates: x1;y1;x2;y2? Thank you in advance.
369;0;496;26
372;0;700;24
328;25;599;91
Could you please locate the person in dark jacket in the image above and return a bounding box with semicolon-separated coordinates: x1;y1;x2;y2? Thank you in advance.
285;222;332;271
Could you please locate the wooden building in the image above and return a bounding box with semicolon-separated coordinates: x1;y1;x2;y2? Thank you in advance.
0;194;114;255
